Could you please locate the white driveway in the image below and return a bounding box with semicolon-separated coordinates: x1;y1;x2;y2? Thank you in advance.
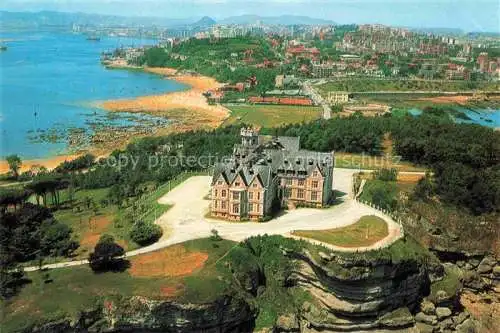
24;168;402;271
139;168;401;254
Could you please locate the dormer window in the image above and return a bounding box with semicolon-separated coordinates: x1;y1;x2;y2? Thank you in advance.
235;182;241;186
312;171;318;177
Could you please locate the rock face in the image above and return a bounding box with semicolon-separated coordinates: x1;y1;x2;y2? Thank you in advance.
28;296;257;333
435;307;452;320
287;250;429;332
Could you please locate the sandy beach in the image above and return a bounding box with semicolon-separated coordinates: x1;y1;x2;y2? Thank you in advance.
0;63;230;174
0;155;79;174
101;63;230;133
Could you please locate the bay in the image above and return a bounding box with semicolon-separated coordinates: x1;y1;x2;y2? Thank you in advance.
0;31;187;158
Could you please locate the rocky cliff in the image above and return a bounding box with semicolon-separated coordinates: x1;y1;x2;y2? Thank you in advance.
27;295;257;333
279;249;430;332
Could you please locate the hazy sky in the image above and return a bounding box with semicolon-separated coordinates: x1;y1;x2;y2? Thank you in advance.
1;0;499;32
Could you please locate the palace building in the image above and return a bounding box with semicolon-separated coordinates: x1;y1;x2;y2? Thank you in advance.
210;128;334;221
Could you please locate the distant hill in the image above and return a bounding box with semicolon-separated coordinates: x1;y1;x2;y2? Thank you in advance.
0;10;201;30
193;16;217;27
219;15;335;26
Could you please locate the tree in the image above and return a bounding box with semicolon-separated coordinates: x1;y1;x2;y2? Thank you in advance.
89;234;127;272
0;221;25;298
6;155;22;179
40;221;78;257
412;174;435;201
0;188;31;213
130;221;163;246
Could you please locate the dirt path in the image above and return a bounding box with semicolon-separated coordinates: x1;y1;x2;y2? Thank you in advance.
23;168;403;271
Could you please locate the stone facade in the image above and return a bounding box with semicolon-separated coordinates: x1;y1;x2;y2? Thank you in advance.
210;128;334;221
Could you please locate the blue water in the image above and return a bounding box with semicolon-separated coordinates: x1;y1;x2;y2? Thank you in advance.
0;32;187;158
408;107;500;128
455;107;500;127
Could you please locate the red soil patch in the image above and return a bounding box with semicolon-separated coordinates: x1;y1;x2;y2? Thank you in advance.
129;245;209;278
79;215;115;250
397;173;424;183
460;291;500;333
418;95;470;105
160;284;184;297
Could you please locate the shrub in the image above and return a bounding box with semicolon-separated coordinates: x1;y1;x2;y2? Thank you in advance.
130;221;163;246
373;168;398;181
89;234;127;272
210;229;222;241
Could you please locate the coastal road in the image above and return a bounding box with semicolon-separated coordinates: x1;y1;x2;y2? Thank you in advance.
24;168;403;271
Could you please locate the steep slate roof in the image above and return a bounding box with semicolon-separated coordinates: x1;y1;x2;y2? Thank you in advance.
211;163;273;187
211;134;334;187
259;135;300;152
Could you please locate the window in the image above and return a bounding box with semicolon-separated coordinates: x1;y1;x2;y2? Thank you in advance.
222;190;227;197
249;203;254;212
214;201;218;208
257;192;261;200
217;181;223;185
312;171;318;177
298;179;305;186
248;192;253;200
235;181;240;186
232;192;240;200
253;183;258;188
286;178;292;186
312;180;319;188
232;203;240;214
222;201;226;209
311;191;318;201
284;188;291;198
214;189;218;197
297;189;305;199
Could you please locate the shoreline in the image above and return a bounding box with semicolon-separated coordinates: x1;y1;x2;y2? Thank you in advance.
0;62;230;174
0;155;80;174
100;62;229;124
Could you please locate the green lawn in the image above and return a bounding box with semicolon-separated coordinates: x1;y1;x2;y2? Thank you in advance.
334;152;426;172
1;238;236;333
224;104;322;127
27;173;202;263
293;215;389;248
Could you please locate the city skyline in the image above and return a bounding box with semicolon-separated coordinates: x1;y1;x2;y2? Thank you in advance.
1;0;499;33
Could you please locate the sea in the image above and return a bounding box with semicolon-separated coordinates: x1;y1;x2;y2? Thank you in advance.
0;31;187;159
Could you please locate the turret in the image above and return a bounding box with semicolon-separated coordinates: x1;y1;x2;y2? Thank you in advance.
240;127;259;147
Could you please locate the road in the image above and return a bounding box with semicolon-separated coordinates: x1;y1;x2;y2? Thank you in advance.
24;168;403;271
302;81;332;120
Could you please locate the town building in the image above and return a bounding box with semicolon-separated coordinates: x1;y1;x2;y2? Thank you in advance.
477;52;489;73
285;44;320;60
327;91;349;104
210;128;334;221
275;75;300;89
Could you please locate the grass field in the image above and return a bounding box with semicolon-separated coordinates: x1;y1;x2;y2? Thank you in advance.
293;215;389;248
24;173;201;264
223;104;322;127
334;152;426;172
1;238;236;333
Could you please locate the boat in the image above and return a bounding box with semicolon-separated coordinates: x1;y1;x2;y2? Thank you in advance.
86;36;101;41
